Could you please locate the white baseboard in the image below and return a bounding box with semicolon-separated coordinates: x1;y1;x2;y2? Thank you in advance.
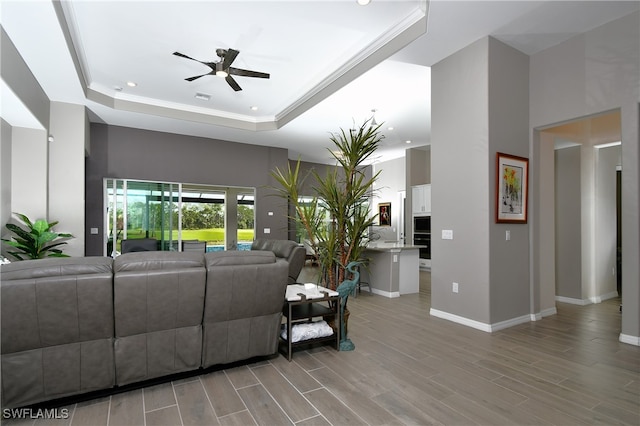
430;309;529;332
490;314;531;332
619;333;640;346
556;296;590;305
557;292;620;305
430;309;491;332
590;291;619;304
370;288;400;298
530;307;557;321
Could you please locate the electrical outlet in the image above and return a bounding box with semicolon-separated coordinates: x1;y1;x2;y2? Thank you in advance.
264;228;271;234
442;229;453;240
452;282;459;293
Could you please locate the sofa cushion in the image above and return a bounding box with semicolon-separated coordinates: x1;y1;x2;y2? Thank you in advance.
1;257;114;354
1;257;115;408
113;251;206;386
205;250;275;267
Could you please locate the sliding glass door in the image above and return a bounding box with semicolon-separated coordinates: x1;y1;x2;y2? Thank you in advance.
104;179;254;256
105;179;179;255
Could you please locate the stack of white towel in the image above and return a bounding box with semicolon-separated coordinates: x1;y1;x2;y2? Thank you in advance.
281;320;334;342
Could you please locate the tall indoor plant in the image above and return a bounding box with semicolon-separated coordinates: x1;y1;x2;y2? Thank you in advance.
2;212;74;260
270;118;382;291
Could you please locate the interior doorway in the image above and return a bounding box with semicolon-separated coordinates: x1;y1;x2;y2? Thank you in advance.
539;109;622;310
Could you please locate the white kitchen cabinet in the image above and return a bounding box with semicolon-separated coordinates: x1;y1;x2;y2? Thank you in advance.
412;184;431;214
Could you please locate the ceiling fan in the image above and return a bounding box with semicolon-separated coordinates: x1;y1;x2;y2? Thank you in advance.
173;48;270;92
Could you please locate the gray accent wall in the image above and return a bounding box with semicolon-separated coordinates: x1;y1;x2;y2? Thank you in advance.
431;37;492;325
530;11;639;343
85;123;290;256
431;36;530;329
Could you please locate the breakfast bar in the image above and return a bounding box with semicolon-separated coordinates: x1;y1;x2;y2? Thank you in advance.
361;242;423;297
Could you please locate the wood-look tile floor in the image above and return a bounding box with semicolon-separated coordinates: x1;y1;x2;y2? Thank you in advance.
4;269;639;426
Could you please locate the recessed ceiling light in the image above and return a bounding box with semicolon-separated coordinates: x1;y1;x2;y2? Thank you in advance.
126;81;137;87
194;93;211;101
387;126;394;131
405;140;412;144
250;106;259;111
356;0;371;5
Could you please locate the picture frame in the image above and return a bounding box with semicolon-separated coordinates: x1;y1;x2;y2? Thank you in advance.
378;202;391;226
496;152;529;223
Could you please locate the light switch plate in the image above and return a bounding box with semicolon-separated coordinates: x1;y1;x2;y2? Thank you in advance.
264;228;271;234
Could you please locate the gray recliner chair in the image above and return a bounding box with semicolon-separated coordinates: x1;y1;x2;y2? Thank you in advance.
251;238;306;284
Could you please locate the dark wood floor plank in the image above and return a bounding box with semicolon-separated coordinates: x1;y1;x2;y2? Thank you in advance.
70;400;109;426
145;406;182;426
304;388;368;426
174;380;219;426
307;366;403;426
225;365;260;389
143;382;177;413
200;371;248;418
494;376;623;425
217;410;257;426
251;364;318;422
270;354;323;393
237;384;293;426
108;389;144;426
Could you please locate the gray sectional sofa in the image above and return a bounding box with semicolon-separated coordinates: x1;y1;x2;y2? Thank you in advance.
1;249;288;408
251;238;305;284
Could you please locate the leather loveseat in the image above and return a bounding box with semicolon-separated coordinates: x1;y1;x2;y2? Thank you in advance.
251;238;305;284
0;250;288;408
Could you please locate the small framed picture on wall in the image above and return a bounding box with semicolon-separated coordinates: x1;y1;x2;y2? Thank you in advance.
378;202;391;226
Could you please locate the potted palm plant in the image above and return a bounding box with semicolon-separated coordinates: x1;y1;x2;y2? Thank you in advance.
2;213;74;260
270;119;382;342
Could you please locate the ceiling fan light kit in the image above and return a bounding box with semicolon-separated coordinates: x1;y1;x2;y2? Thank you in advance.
173;48;270;92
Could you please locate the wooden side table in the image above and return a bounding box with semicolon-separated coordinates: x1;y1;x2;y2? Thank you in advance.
280;284;340;361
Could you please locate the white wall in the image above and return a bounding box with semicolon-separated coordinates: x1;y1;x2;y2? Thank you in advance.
372;156;405;241
48;102;86;256
11;127;47;220
1;119;12;252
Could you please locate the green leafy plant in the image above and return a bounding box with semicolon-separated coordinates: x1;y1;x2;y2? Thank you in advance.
2;213;74;260
271;118;382;291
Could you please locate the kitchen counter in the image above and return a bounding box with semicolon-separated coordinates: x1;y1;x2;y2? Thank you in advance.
365;242;425;251
362;242;424;297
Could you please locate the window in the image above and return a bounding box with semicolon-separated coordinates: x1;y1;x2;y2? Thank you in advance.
104;179;254;255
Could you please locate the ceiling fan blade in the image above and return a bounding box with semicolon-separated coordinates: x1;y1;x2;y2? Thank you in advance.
225;75;242;91
185;71;213;81
229;67;270;79
222;48;240;69
174;51;216;69
173;51;201;62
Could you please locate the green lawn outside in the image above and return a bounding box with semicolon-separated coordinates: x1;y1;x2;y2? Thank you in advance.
125;228;254;244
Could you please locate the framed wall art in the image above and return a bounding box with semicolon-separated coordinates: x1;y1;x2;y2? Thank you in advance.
496;152;529;223
378;202;391;226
